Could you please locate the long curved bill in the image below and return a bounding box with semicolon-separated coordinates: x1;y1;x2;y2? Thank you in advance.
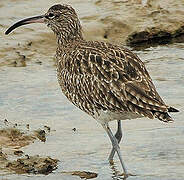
5;15;45;35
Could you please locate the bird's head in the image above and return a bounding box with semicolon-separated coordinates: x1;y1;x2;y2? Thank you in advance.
5;4;82;44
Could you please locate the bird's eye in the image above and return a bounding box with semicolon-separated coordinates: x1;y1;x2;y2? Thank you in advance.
48;13;55;18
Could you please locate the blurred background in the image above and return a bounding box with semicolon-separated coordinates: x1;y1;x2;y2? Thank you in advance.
0;0;184;180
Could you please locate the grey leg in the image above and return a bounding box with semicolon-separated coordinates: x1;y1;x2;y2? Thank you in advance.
102;123;128;177
109;120;122;161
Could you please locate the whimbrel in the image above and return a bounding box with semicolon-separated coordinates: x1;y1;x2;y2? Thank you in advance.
5;4;179;177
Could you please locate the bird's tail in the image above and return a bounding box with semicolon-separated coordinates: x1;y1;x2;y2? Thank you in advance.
153;106;179;123
168;107;179;113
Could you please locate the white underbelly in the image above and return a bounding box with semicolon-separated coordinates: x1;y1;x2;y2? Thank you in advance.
94;110;142;124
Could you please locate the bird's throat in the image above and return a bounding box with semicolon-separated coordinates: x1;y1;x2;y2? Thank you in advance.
56;32;83;47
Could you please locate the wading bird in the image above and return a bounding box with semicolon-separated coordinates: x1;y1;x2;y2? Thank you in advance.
5;4;179;178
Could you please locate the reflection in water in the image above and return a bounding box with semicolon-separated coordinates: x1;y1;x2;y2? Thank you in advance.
109;160;126;180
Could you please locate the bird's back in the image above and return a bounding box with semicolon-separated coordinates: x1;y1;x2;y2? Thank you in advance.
56;40;178;123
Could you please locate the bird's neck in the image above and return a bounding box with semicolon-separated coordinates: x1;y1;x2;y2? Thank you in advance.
56;31;83;47
55;21;84;47
55;28;84;64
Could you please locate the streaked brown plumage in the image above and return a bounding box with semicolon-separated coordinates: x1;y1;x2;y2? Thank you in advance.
5;4;179;177
56;39;178;123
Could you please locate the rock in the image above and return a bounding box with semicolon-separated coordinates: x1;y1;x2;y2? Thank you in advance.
82;0;184;47
34;129;46;142
62;171;98;179
0;149;8;171
0;148;7;161
0;128;36;149
6;155;58;175
0;125;58;175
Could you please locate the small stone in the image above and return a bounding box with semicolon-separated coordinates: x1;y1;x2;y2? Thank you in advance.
34;129;46;142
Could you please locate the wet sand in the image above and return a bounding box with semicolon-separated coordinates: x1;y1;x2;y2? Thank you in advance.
0;0;184;180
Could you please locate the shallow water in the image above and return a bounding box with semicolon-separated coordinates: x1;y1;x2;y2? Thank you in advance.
0;1;184;180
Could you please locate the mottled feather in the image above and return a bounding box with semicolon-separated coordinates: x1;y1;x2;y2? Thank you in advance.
56;40;178;122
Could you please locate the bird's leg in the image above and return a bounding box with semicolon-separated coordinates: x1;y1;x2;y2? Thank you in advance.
109;120;122;161
102;123;128;177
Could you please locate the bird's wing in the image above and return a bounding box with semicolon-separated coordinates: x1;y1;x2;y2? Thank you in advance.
67;42;168;118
